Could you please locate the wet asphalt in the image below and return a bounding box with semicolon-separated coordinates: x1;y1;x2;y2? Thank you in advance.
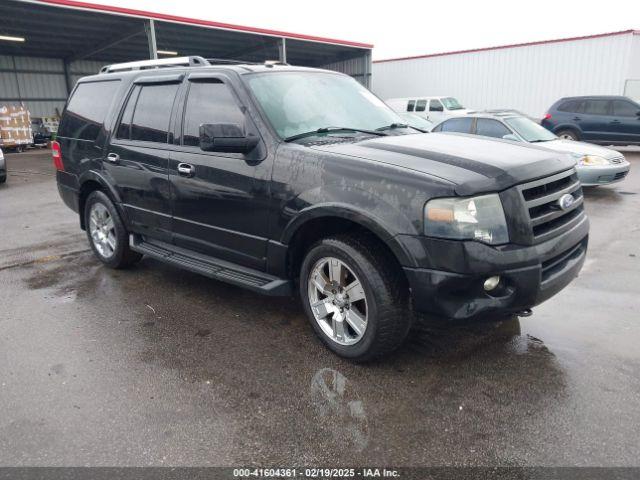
0;149;639;467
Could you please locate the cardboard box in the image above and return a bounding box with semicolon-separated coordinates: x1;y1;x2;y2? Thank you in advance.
0;105;33;149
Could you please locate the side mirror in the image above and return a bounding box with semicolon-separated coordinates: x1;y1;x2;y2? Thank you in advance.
502;134;520;141
199;123;259;154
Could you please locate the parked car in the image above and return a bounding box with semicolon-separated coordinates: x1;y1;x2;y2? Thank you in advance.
386;96;470;124
432;112;631;186
396;112;434;131
55;57;588;361
541;95;640;145
31;117;53;145
0;147;6;183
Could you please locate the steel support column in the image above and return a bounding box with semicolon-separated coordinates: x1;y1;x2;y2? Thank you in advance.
278;37;287;64
145;19;158;60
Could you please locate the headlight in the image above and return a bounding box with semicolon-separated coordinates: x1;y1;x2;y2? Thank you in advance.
578;155;609;166
424;194;509;245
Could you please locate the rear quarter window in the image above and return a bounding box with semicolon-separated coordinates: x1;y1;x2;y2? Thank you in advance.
58;80;120;141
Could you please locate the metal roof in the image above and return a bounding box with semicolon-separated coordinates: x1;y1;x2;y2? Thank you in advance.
0;0;371;65
374;29;638;64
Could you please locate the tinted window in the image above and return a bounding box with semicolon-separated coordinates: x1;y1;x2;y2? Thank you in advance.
584;100;610;116
476;119;511;138
407;100;416;112
558;100;578;112
130;83;179;143
612;100;639;117
439;117;473;133
59;80;120;141
430;99;444;112
182;81;245;147
415;100;427;112
116;86;140;140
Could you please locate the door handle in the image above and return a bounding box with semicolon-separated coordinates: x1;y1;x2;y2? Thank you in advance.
572;117;582;121
105;153;119;163
610;120;621;124
177;163;195;177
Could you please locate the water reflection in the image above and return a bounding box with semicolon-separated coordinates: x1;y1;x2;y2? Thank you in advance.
310;367;369;453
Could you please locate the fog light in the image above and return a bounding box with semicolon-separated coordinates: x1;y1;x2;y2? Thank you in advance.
483;275;501;291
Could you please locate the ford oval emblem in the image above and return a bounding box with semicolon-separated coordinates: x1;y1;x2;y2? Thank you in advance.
558;193;575;211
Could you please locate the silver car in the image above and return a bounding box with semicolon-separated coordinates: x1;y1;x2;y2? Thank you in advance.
432;111;631;186
0;148;6;184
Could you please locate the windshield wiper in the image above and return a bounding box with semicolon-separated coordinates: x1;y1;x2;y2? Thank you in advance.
375;123;409;132
284;127;387;142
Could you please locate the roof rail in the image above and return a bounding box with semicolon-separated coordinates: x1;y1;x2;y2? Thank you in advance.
205;58;259;65
100;56;210;73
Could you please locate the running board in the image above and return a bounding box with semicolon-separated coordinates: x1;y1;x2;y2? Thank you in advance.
130;235;291;296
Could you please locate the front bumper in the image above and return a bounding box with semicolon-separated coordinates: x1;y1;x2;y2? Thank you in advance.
400;215;589;320
577;160;630;186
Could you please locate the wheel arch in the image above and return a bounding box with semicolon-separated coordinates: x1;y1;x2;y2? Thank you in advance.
282;206;416;282
78;171;126;230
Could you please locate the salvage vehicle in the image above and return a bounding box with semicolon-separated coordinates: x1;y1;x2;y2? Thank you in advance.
386;96;470;124
432;111;631;186
541;96;640;146
0;147;6;183
55;57;589;361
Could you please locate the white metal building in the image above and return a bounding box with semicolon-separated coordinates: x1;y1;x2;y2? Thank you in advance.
372;30;640;118
0;0;373;118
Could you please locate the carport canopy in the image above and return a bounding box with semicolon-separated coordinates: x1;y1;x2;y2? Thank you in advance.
0;0;372;79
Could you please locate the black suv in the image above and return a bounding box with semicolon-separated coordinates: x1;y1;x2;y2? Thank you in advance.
55;57;589;361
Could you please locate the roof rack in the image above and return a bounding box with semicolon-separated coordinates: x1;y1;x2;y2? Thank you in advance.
100;56;210;73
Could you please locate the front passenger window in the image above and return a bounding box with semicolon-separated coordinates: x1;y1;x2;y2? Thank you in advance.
429;100;444;112
182;80;246;147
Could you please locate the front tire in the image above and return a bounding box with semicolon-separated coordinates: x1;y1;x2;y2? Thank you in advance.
84;190;142;269
300;234;411;361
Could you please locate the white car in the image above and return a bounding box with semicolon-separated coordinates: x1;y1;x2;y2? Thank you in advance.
432;111;631;186
386;96;470;124
0;147;6;183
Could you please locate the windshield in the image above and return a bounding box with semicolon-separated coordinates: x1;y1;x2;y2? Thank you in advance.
246;72;406;139
441;97;464;110
505;116;557;142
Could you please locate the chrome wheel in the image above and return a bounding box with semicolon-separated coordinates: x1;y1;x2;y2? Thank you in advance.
89;203;116;258
558;132;575;140
308;257;368;346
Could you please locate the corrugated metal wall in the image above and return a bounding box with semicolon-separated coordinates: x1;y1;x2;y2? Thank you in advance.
372;33;637;118
323;51;372;88
0;56;103;117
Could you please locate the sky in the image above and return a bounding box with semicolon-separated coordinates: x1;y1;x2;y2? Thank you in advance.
97;0;639;60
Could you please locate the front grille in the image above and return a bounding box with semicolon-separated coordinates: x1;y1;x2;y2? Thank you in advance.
519;169;585;244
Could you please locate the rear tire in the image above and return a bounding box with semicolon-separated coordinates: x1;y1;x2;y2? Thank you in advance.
300;233;411;362
84;190;142;269
556;129;579;141
0;174;6;184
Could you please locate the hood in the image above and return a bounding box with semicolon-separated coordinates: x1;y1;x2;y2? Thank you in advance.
310;132;576;196
448;109;471;116
535;139;622;159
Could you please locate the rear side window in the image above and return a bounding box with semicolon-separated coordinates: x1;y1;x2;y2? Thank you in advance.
558;100;580;113
429;99;444;112
584;100;610;116
475;119;511;138
130;84;179;143
59;80;120;141
182;80;245;147
407;100;416;112
415;100;427;112
612;100;639;117
439;117;473;133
